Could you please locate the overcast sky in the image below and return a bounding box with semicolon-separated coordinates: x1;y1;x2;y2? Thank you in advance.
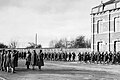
0;0;102;48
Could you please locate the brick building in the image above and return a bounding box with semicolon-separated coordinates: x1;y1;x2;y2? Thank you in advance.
91;0;120;52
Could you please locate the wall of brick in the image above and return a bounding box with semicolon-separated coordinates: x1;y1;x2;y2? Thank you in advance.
92;8;120;52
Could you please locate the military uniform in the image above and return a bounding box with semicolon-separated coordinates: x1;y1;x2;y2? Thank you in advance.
25;51;31;69
37;50;44;70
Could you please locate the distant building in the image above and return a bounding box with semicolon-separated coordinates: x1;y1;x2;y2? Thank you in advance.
91;0;120;52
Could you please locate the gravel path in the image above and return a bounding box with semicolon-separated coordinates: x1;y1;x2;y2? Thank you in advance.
0;60;119;80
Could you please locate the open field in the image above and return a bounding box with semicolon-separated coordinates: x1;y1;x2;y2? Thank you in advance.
0;59;120;80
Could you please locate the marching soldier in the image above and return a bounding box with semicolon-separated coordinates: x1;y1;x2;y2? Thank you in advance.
68;52;72;61
81;52;85;62
97;52;100;64
90;51;94;63
113;52;117;64
99;52;104;64
72;52;76;61
78;52;82;62
65;51;68;61
108;51;113;64
117;52;120;64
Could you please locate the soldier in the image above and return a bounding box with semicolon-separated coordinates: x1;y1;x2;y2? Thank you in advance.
78;52;81;62
44;52;47;60
51;52;54;61
1;49;5;71
86;52;90;63
3;50;7;72
81;52;85;62
14;50;18;69
97;52;100;64
62;52;65;61
48;52;51;60
99;52;104;64
37;50;44;70
104;51;109;64
72;52;76;61
25;51;31;69
90;51;94;63
112;51;115;64
10;50;16;73
31;50;38;70
68;52;72;61
64;51;68;61
0;50;2;70
84;52;87;63
59;52;62;61
108;51;113;64
117;52;120;64
6;50;11;72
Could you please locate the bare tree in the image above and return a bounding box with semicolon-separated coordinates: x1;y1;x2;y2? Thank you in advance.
26;42;42;48
9;40;19;48
49;40;58;48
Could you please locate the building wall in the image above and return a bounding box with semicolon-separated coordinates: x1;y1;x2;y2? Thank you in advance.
92;6;120;52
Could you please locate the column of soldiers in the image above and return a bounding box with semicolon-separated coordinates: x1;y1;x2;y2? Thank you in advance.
42;50;120;65
43;51;76;61
2;48;120;73
78;51;120;64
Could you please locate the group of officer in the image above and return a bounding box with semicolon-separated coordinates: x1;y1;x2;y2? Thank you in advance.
78;51;120;64
25;49;44;70
0;49;44;73
0;49;18;73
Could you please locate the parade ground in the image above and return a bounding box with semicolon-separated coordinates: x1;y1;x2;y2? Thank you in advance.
0;60;120;80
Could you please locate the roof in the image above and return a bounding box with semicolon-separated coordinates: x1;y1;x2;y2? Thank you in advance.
92;0;120;9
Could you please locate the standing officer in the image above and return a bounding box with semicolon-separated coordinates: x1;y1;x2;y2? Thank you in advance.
25;50;31;69
6;50;11;72
11;50;16;73
37;50;44;70
31;50;38;70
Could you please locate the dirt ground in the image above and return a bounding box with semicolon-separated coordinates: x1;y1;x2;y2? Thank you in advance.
0;60;120;80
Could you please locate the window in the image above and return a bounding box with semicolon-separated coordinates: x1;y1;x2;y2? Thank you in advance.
97;20;102;33
114;41;120;52
114;17;120;32
97;42;103;52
